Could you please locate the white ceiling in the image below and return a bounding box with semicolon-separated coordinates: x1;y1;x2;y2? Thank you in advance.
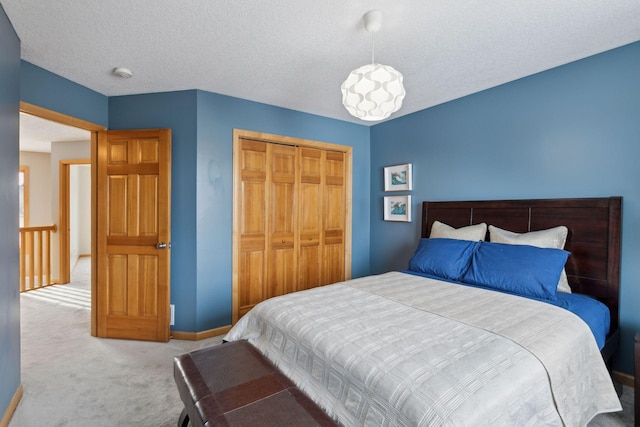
19;113;90;153
3;0;640;127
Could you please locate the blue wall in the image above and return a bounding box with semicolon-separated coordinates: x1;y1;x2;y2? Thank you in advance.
16;29;639;377
0;4;21;419
109;91;199;331
370;41;640;374
20;61;108;127
110;90;370;332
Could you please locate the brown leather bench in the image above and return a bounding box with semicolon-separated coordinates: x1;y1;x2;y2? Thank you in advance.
173;340;338;427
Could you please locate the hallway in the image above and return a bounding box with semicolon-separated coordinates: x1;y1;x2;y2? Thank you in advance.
20;257;90;310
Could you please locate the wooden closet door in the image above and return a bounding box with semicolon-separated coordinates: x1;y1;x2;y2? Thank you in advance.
233;130;351;323
237;140;268;318
323;151;346;285
267;144;297;298
298;148;346;289
297;148;322;291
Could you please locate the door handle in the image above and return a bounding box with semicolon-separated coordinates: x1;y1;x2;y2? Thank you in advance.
156;242;170;249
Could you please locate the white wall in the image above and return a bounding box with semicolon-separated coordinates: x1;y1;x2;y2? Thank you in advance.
19;151;52;226
50;140;90;281
69;165;79;268
69;164;91;269
77;165;91;256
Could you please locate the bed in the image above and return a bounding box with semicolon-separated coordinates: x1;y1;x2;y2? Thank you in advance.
224;197;623;426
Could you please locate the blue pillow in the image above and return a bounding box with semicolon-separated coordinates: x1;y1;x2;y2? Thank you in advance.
461;241;569;301
408;238;480;281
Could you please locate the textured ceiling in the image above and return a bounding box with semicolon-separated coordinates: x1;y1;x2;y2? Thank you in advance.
3;0;640;126
19;113;90;153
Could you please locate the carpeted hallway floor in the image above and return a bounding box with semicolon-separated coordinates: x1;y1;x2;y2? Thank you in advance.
11;257;224;427
9;257;636;426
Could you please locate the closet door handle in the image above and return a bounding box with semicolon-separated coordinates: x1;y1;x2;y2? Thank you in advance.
156;242;168;249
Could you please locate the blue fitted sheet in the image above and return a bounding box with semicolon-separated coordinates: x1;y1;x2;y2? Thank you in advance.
403;270;610;350
548;292;610;350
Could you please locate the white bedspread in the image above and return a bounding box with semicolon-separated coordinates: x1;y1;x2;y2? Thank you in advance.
225;272;621;426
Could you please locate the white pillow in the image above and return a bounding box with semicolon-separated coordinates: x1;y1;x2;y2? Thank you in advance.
430;221;487;241
488;225;571;293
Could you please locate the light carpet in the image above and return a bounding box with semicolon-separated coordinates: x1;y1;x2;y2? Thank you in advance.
9;257;635;426
10;258;223;427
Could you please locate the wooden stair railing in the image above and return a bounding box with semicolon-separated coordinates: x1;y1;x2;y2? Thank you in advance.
19;224;57;292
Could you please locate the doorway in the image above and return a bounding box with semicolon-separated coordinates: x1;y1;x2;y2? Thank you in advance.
59;161;91;284
20;101;105;335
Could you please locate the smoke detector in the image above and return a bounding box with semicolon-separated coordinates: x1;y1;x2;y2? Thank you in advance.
112;67;133;79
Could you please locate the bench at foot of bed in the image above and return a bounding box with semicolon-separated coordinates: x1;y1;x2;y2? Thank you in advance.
173;339;338;427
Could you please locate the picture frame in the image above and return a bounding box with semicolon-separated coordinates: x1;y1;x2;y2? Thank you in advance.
384;195;412;222
384;163;412;192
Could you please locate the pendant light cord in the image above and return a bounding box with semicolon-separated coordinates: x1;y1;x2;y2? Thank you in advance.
371;33;376;65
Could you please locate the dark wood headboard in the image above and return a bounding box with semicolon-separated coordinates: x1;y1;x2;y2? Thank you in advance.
421;197;622;337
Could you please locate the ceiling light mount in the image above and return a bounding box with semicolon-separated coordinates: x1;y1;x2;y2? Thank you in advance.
363;10;383;33
341;10;405;122
112;67;133;79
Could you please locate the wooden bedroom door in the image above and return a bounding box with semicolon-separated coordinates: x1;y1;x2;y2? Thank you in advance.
96;129;172;342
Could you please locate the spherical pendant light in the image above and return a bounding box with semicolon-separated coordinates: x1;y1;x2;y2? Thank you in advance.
341;10;406;121
341;63;405;121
